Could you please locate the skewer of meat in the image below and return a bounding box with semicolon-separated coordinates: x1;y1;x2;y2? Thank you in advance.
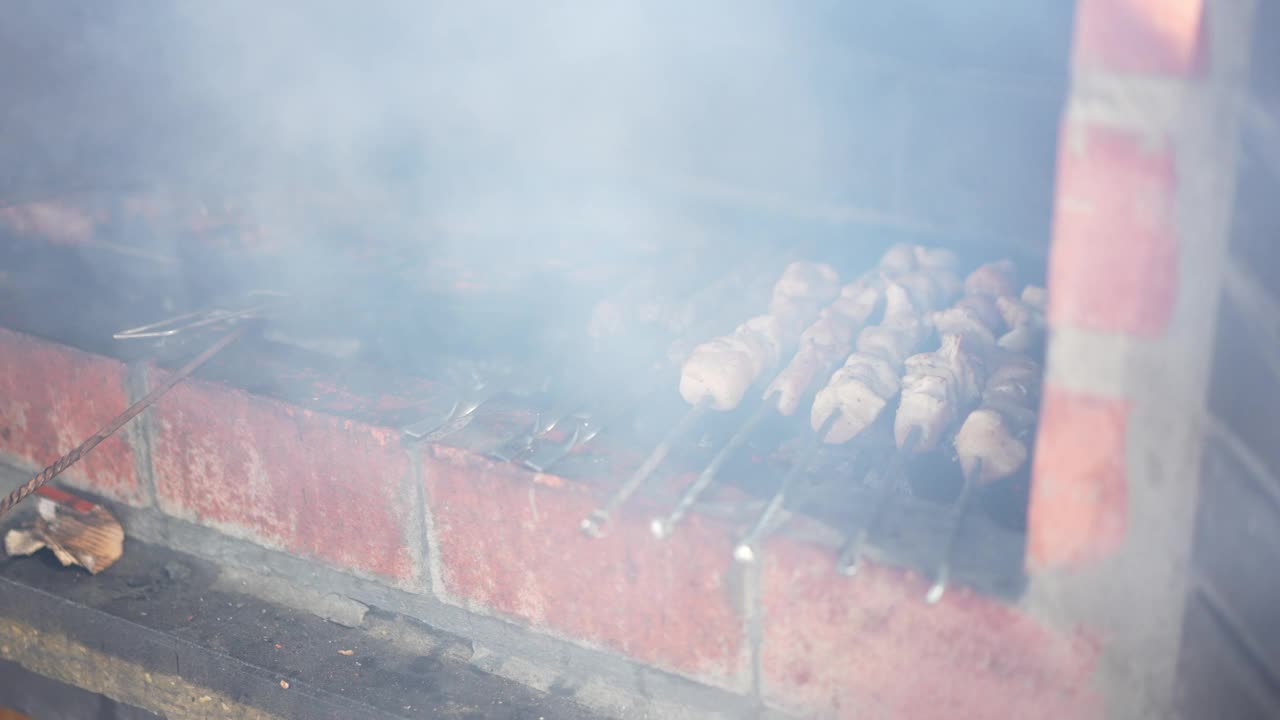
582;260;841;537
926;350;1042;603
765;245;958;418
735;260;963;562
835;262;1013;574
807;282;935;447
995;284;1047;355
890;262;1019;453
677;262;841;412
652;244;950;540
500;262;788;471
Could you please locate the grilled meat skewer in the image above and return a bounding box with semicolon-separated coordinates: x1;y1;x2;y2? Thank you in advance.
679;261;840;411
655;244;953;541
585;260;839;537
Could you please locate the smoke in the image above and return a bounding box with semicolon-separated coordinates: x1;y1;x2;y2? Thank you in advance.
159;1;849;249
129;1;870;370
1;2;1068;376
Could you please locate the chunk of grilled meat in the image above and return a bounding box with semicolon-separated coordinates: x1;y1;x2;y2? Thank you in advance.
766;281;883;416
964;260;1018;299
680;262;839;410
995;285;1047;354
894;334;985;451
953;354;1042;484
931;294;1005;346
810;282;932;443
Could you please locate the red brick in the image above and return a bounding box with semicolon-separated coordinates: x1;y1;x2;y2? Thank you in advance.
1073;0;1206;75
149;372;416;584
0;328;143;505
762;538;1103;720
1028;386;1130;570
1049;122;1178;336
423;445;746;684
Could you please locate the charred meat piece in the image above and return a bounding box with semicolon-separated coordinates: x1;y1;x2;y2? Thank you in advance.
954;353;1043;484
894;270;960;314
764;244;955;417
768;261;841;317
680;261;839;410
931;293;1005;346
809;282;937;444
894;334;985;451
913;246;959;272
995;285;1047;354
1021;284;1047;311
766;282;883;416
811;351;903;443
963;260;1018;299
680;336;760;410
878;242;919;275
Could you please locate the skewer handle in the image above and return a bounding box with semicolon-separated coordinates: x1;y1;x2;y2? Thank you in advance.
652;402;770;540
835;425;921;576
733;411;839;563
581;399;710;538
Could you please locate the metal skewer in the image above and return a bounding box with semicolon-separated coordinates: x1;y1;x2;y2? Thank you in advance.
1;327;246;519
733;411;841;563
651;401;770;540
925;458;981;604
836;425;921;576
113;290;288;340
580;398;711;538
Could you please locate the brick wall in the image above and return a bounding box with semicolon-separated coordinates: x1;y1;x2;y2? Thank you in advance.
0;325;1104;718
1024;1;1264;719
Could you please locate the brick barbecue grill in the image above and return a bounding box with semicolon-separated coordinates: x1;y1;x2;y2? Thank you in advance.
1;2;1277;719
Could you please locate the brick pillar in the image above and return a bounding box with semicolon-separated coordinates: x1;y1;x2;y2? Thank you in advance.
1024;1;1256;718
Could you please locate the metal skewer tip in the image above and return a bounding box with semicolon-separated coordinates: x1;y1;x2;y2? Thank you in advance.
649;517;674;539
580;509;609;537
733;411;838;565
924;458;981;605
925;569;949;604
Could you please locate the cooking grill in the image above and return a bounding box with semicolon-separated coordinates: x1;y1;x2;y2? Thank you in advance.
9;3;1268;719
0;206;1040;603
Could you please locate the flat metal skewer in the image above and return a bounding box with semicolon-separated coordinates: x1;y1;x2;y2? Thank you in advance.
651;401;770;540
925;458;981;604
733;411;840;563
113;291;288;340
580;398;711;538
836;425;921;576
